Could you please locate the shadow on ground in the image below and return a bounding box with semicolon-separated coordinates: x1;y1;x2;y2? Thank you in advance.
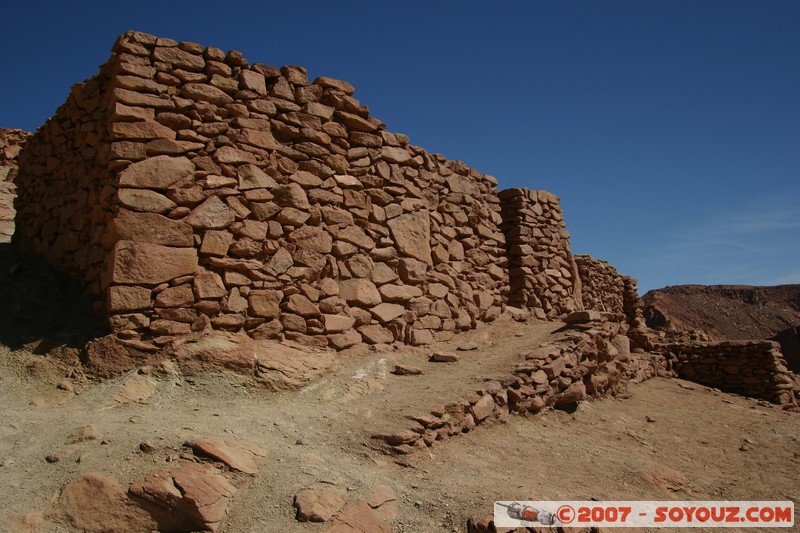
0;241;106;352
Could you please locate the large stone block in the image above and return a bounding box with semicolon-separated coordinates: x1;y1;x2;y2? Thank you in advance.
108;210;194;247
388;211;431;265
117;155;194;189
105;240;198;286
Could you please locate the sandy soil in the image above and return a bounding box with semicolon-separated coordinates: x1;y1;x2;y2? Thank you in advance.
1;315;798;533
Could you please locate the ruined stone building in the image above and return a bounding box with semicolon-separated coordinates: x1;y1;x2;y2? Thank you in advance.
13;31;642;352
10;30;799;409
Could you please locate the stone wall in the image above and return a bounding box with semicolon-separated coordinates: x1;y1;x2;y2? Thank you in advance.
373;310;663;454
499;188;581;318
15;30;508;350
656;340;799;405
575;254;649;348
0;128;30;242
575;254;624;313
15;66;116;297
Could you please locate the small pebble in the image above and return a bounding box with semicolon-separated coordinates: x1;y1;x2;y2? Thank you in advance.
295;438;307;446
45;454;60;463
646;416;656;423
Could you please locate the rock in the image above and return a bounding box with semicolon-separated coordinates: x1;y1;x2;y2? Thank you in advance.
181;83;233;105
370;303;405;323
129;461;236;533
372;430;419;446
164;331;256;373
366;484;396;509
57;380;74;392
642;463;686;492
274;183;310;209
109;210;193;247
339;279;381;307
285;294;320;317
59;474;156;533
564;310;603;324
378;284;423;302
117;155;194;189
387;211;431;265
66;425;99;444
324;501;390;533
193;270;226;299
254;341;337;391
200;230;233;256
323;314;356;333
471;394;495;422
429;352;459;363
248;290;282;318
334;225;375;250
289;225;333;254
184;196;236;229
45;454;60;463
187;439;266;475
238;164;278;190
107;286;152;312
117;189;176;213
294;488;347;522
359;325;395;344
409;328;434;346
328;329;362;350
111;120;177;140
554;381;586;406
107;240;198;285
214;146;256;164
392;365;423;376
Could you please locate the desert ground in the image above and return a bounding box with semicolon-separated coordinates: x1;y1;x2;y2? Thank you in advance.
1;310;798;533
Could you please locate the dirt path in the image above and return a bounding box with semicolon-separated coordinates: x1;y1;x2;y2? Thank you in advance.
1;318;798;532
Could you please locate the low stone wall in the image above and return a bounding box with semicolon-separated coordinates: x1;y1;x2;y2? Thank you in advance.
499;188;581;318
372;311;662;454
0;128;30;242
15;30;508;350
656;340;798;405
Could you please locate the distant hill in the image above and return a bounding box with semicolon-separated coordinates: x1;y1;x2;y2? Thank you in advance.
642;284;800;340
643;284;800;370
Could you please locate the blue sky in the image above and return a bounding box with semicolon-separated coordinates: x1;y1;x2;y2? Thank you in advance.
1;1;798;293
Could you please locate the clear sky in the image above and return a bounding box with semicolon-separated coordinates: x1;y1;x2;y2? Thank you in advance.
1;1;798;293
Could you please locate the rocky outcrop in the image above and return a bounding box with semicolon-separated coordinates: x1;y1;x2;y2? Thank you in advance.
642;284;800;341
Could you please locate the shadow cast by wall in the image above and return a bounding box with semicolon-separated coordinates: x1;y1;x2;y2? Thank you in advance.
0;241;106;352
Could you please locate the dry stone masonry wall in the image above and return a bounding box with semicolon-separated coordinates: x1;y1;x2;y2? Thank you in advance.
575;254;624;313
499;188;582;318
0;128;30;242
575;254;649;349
656;340;799;405
15;30;508;350
372;311;663;454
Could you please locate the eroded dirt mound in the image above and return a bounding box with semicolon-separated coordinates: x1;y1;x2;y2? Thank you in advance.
643;284;800;341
